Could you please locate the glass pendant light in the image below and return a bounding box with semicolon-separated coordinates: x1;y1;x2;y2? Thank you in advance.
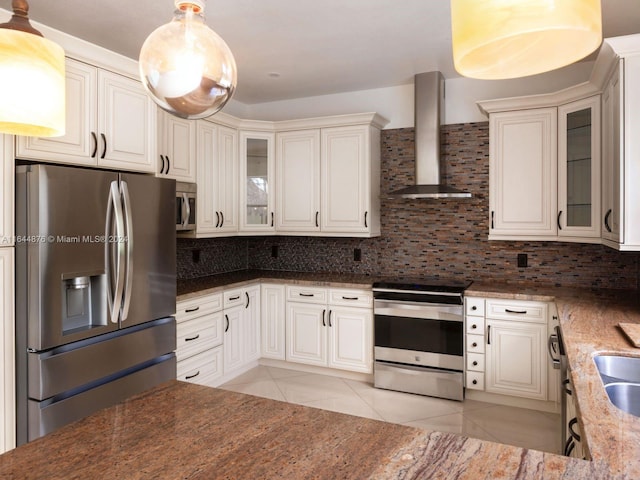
0;0;65;137
451;0;602;79
139;0;237;119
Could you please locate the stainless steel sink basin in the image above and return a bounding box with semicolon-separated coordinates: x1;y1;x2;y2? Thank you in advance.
604;383;640;417
593;355;640;384
594;355;640;417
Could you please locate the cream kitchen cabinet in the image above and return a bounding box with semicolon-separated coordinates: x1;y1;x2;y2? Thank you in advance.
223;285;260;376
276;130;321;233
156;110;196;182
599;47;640;251
465;297;486;391
175;293;224;387
275;116;384;237
558;96;601;239
285;286;373;373
239;131;276;233
260;284;286;360
488;108;558;239
485;299;548;401
1;135;13;245
16;57;156;173
0;249;15;453
196;120;239;237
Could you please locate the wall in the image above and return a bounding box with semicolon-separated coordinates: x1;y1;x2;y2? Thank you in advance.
178;123;639;289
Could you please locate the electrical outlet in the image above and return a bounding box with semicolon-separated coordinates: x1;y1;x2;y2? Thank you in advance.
517;253;528;268
354;248;362;261
192;249;200;263
271;245;278;258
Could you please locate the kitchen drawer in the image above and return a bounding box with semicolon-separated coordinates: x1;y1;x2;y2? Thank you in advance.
486;299;548;323
466;371;485;390
176;311;223;361
287;285;327;304
466;316;485;335
466;334;485;354
466;352;485;372
176;293;223;323
224;288;249;309
328;288;372;308
465;297;485;317
177;346;223;386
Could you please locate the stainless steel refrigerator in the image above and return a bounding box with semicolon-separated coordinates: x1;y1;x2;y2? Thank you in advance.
15;164;177;445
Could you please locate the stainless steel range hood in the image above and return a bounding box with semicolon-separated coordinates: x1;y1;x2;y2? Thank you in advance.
388;72;472;199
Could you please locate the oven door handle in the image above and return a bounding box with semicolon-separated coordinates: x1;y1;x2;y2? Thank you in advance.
374;301;464;322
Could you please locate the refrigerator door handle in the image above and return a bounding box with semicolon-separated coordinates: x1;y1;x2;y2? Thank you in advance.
120;180;134;322
107;181;126;323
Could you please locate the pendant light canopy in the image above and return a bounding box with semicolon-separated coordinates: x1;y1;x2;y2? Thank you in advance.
139;0;237;120
0;0;65;137
451;0;602;80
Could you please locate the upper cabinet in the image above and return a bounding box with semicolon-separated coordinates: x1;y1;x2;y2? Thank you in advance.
275;115;385;238
601;64;621;244
488;108;558;239
557;96;601;239
239;131;276;233
157;109;196;182
16;58;157;174
195;119;239;237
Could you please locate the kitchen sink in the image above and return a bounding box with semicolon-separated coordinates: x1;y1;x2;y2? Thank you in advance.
604;383;640;417
593;355;640;384
594;355;640;417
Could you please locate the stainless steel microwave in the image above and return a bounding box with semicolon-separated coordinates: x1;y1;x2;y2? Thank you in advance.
176;182;196;231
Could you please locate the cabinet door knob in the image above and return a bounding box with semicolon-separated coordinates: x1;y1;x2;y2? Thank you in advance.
472;361;478;366
471;306;477;311
471;324;477;329
472;379;478;385
472;342;478;347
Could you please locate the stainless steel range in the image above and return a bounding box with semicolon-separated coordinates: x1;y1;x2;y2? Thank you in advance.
372;278;471;401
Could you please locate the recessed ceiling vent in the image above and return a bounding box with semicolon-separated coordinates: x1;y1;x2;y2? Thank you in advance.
388;71;472;199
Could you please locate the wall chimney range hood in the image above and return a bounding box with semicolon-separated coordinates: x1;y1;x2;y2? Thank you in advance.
388;71;472;199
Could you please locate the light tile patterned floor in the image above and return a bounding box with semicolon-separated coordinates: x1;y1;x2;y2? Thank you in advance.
220;365;561;454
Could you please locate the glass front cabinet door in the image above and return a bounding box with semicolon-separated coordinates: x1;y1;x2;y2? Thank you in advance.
557;95;601;240
239;131;275;232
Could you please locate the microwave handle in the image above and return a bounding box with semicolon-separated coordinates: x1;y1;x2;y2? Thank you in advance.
182;193;190;228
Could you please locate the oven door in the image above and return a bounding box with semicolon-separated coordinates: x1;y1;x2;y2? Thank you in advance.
374;300;464;371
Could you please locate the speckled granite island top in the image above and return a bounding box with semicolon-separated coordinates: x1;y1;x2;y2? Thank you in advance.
0;381;605;479
468;282;640;478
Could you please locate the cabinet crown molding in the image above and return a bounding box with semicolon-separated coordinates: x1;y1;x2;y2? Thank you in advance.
201;111;389;131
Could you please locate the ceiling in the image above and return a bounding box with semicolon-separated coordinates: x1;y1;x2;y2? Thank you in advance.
12;0;640;104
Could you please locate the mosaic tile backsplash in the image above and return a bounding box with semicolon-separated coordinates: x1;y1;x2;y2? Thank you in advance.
177;123;639;289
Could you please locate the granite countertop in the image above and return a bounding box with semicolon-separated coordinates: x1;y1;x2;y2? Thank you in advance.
177;270;376;300
468;281;640;478
0;380;606;479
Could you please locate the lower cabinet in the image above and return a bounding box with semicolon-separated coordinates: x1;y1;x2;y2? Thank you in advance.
261;284;286;360
175;292;224;386
465;297;550;402
285;286;373;374
223;284;261;376
0;249;14;454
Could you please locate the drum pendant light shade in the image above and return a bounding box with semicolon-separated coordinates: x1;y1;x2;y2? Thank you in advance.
139;0;237;119
451;0;602;79
0;0;65;137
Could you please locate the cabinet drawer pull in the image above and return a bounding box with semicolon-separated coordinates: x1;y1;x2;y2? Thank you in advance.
91;132;98;158
184;306;200;313
185;334;200;342
505;309;527;314
299;293;314;297
342;296;358;300
185;371;200;380
100;133;107;159
604;209;612;233
229;295;240;301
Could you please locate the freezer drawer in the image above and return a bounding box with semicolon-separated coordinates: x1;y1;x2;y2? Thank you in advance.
28;317;176;400
28;354;176;442
374;360;464;401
